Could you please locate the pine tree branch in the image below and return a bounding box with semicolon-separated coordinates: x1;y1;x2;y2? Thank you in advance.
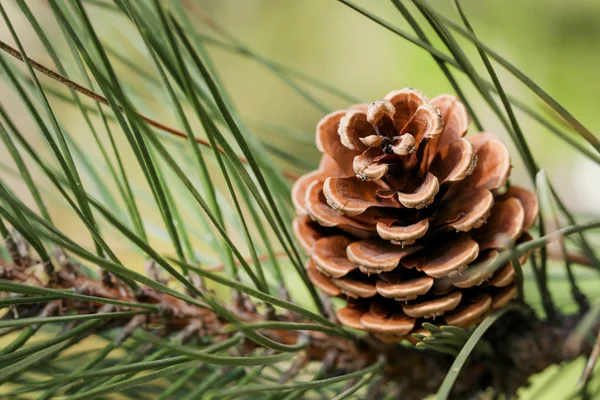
0;247;596;399
0;44;595;271
0;40;300;181
3;42;600;264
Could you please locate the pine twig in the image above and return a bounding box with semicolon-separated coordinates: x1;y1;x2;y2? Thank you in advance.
1;250;598;399
577;331;600;392
0;40;300;181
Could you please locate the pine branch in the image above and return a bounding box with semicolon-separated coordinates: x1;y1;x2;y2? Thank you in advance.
1;41;598;275
1;2;599;398
1;237;597;399
0;40;300;181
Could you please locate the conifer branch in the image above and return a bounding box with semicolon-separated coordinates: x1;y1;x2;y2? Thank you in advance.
0;40;300;181
0;234;596;399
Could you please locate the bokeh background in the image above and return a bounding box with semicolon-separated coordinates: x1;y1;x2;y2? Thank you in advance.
2;0;599;216
188;0;600;213
0;1;599;398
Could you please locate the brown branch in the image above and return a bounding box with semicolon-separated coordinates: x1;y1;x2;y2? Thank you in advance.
0;40;299;181
578;331;600;390
547;247;595;268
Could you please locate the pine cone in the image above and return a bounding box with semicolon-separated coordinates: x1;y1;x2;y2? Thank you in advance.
292;88;538;343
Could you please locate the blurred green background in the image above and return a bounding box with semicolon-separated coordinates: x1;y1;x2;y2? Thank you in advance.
3;0;599;215
189;0;600;214
0;1;599;398
1;0;599;234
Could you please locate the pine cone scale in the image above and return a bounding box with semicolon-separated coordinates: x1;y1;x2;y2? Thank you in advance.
499;186;539;231
385;89;429;132
403;233;480;278
306;258;342;297
323;177;401;216
312;235;357;278
347;239;422;274
474;198;525;250
316;110;358;177
444;293;492;328
433;188;494;231
333;276;378;299
376;275;434;301
375;217;429;245
403;291;463;319
430;138;476;183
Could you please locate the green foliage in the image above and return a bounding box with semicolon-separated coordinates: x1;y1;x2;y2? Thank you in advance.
0;0;598;398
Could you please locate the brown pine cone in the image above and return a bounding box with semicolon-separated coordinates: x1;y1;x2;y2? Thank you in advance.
292;88;538;343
